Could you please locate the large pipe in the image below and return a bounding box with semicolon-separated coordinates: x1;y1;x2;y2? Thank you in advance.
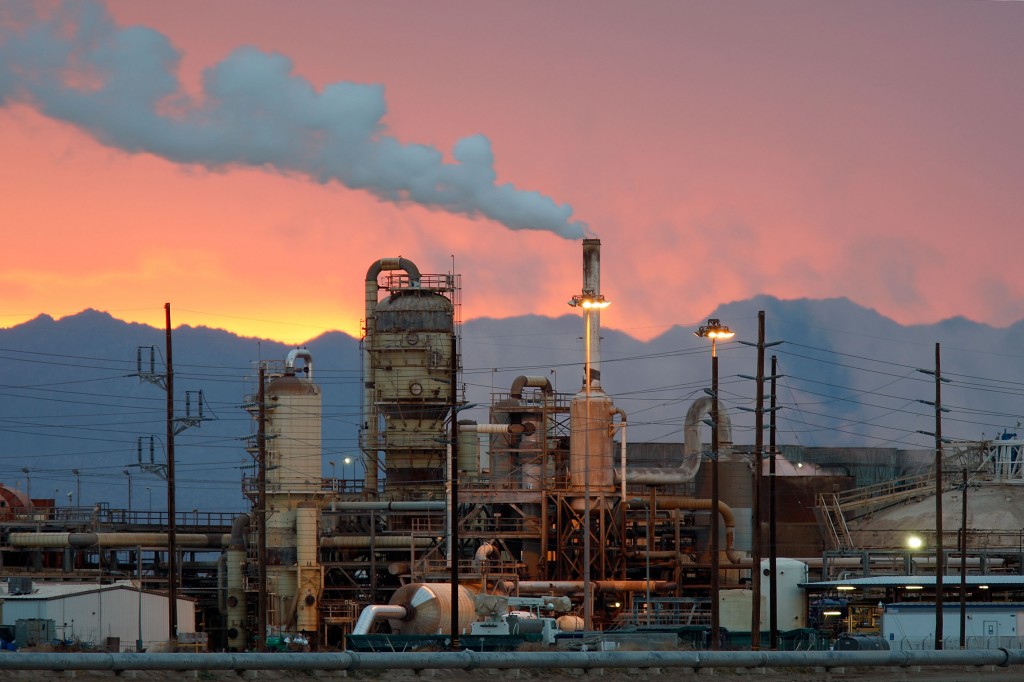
8;532;229;548
285;349;313;377
351;604;410;635
330;501;445;512
319;535;435;549
510;375;554;399
0;649;1022;672
509;580;676;596
615;396;735;487
363;257;423;496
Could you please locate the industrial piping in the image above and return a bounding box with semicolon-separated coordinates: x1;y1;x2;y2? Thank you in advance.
5;649;1021;672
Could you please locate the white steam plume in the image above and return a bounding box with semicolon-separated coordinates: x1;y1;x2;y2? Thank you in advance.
0;2;586;239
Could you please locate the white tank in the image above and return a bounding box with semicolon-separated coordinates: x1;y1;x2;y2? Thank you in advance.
265;350;321;492
760;558;808;630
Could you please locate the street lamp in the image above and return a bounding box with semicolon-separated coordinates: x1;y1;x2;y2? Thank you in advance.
123;469;133;514
568;291;611;632
21;467;30;499
695;318;735;650
328;460;336;490
72;469;81;507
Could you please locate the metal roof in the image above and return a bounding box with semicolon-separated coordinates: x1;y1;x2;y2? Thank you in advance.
1;579;193;601
801;575;1024;589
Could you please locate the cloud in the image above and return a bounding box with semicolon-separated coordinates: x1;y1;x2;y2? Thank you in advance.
0;1;586;239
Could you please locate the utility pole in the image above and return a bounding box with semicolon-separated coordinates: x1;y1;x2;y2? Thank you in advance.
165;303;178;644
769;355;780;650
739;312;781;650
918;343;949;651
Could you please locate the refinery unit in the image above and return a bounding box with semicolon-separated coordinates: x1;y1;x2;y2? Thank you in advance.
1;239;1023;652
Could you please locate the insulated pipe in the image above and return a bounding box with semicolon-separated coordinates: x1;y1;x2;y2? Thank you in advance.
474;542;499;565
0;649;1023;672
509;375;553;399
351;604;410;635
329;501;446;512
508;580;676;596
319;535;435;549
363;257;423;496
627;497;743;564
8;532;229;548
459;423;527;435
285;349;313;378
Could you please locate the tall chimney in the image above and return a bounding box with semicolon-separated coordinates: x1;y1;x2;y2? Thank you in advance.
582;238;602;389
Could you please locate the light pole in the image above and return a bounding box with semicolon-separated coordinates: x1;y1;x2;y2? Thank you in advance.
72;469;81;507
124;470;133;513
569;290;610;632
695;318;735;651
21;467;30;499
328;460;336;490
146;486;152;513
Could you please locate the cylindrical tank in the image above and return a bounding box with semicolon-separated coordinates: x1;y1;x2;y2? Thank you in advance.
386;583;478;635
570;387;615;491
457;420;481;481
295;503;322;633
760;558;808;630
225;515;249;651
557;615;584;632
265;350;321;492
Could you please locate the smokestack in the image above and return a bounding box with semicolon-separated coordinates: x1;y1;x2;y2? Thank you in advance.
582;238;602;389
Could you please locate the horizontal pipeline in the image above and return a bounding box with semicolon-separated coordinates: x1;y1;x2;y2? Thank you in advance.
0;649;1022;672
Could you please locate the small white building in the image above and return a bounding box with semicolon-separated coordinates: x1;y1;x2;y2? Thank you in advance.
883;602;1024;651
0;579;195;650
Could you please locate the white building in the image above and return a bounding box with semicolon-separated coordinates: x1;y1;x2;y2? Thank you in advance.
0;579;196;650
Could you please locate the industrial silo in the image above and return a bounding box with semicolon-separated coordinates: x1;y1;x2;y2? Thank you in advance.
254;349;325;638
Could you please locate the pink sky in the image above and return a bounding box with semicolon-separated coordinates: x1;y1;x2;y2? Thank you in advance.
1;1;1022;344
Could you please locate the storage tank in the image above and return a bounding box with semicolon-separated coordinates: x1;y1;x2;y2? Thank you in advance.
386;583;477;635
760;558;808;630
265;349;321;492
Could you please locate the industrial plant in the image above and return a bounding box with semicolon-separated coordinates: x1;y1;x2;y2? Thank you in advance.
1;239;1023;653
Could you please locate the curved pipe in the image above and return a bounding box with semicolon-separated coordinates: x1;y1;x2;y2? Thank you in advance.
363;257;423;496
228;513;250;551
627;497;742;564
619;397;736;486
474;542;499;565
510;376;553;399
351;604;410;635
285;349;313;378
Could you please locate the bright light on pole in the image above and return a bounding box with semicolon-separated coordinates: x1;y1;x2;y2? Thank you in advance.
694;318;735;651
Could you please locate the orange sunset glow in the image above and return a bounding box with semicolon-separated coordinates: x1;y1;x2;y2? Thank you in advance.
2;1;1023;344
